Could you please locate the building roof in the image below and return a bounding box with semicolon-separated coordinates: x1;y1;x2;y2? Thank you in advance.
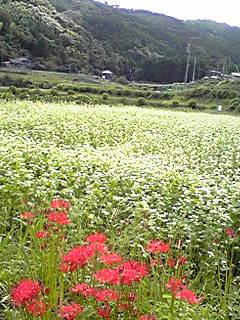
102;70;113;74
232;72;240;77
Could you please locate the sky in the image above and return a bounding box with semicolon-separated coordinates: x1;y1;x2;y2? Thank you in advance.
103;0;240;27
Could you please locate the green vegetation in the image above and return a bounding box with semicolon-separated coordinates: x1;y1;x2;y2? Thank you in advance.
0;101;240;319
1;68;240;112
1;0;240;82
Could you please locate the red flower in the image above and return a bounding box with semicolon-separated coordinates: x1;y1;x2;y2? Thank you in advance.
166;278;186;294
70;283;96;298
95;261;149;286
146;240;170;254
25;300;47;316
51;199;71;210
20;212;35;220
60;246;92;273
118;303;132;311
225;228;236;238
167;258;176;268
47;211;70;225
150;259;163;267
119;261;149;285
35;231;50;239
85;243;109;256
57;303;84;320
97;303;111;319
86;232;107;244
11;279;42;306
94;269;119;285
128;292;136;302
175;289;203;304
139;314;157;320
93;289;119;302
100;253;122;265
177;256;188;266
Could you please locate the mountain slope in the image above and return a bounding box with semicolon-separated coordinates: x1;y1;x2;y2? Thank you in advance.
1;0;240;82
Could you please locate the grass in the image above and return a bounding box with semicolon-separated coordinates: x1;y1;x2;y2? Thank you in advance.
0;101;240;319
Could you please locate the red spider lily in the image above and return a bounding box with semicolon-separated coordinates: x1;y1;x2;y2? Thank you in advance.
100;253;122;265
70;283;96;298
167;258;176;268
35;231;50;239
225;228;236;238
11;280;42;306
118;303;132;311
97;303;111;319
25;300;47;316
57;303;84;320
150;259;163;267
139;314;157;320
60;245;92;273
175;289;204;304
95;261;149;286
146;240;170;254
94;269;119;285
166;278;186;294
128;292;137;302
85;243;109;256
47;211;71;225
85;232;107;244
177;256;188;266
51;199;71;210
20;212;35;220
93;289;119;302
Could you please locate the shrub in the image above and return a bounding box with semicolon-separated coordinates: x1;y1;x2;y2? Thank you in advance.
50;89;59;96
120;97;128;105
8;86;17;95
18;92;30;100
92;98;100;105
115;76;129;85
40;81;53;90
161;92;172;100
188;99;198;109
102;93;109;101
76;95;92;104
229;98;240;111
151;92;161;99
172;100;180;108
136;97;147;106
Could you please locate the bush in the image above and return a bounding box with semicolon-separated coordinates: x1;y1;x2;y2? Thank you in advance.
76;95;92;104
115;76;129;85
171;100;180;108
229;98;240;111
161;92;172;100
102;93;109;101
40;81;53;90
136;97;147;106
151;92;161;99
50;89;59;96
8;86;17;95
188;99;198;109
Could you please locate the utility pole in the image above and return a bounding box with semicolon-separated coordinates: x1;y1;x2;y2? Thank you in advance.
184;43;191;84
192;57;197;82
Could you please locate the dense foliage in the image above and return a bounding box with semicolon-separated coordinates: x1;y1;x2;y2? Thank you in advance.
0;102;240;318
1;0;240;82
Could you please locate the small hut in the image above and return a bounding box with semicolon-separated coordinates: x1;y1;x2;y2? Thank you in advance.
102;70;113;80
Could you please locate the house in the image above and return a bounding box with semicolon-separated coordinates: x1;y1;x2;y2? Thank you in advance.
102;70;113;80
1;58;33;69
231;72;240;79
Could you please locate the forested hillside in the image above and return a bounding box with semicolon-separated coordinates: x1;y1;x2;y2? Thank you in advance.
1;0;240;82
